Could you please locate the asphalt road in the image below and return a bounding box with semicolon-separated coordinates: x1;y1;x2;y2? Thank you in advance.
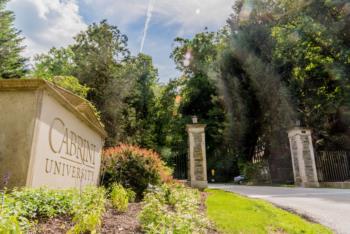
209;184;350;234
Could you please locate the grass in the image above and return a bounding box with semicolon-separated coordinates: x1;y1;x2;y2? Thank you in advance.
205;189;333;234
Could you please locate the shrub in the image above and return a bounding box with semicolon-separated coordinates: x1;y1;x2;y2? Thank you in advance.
1;186;106;233
110;183;128;212
68;186;106;234
101;144;173;197
139;184;209;234
0;209;22;234
9;187;75;219
240;161;271;184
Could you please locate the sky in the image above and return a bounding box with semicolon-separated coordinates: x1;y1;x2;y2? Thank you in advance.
7;0;234;82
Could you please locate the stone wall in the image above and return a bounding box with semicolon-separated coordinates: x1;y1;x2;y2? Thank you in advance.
0;90;40;188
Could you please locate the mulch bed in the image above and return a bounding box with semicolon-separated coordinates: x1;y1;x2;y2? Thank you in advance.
31;203;142;234
30;216;74;234
31;191;218;234
101;202;142;234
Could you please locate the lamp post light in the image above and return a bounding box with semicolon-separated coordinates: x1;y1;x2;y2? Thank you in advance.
192;115;198;124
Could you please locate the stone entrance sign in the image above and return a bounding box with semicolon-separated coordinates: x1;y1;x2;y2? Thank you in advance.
187;124;207;189
288;127;319;187
0;79;107;189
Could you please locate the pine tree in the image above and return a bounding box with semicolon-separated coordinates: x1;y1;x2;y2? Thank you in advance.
0;0;26;78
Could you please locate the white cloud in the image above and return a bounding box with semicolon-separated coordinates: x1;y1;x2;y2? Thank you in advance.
83;0;234;34
7;0;234;80
154;0;233;33
8;0;87;59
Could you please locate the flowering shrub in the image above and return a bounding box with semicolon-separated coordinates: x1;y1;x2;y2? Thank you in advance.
101;144;173;197
139;184;209;233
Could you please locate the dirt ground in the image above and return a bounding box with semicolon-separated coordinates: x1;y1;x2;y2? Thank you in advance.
31;203;142;234
101;203;142;234
31;192;218;234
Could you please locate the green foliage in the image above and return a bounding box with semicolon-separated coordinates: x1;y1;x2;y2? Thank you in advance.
269;0;350;149
30;20;133;146
102;144;172;198
1;187;106;233
68;186;106;234
71;20;130;146
0;211;22;234
109;183;128;212
31;47;75;79
139;184;209;234
206;189;332;234
169;30;235;181
119;53;159;149
30;47;89;98
126;188;136;203
9;187;75;219
49;76;90;98
0;0;27;78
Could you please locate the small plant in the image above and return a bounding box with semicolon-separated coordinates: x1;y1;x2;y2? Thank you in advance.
0;210;22;234
101;144;173;198
0;186;106;233
126;188;136;203
139;184;209;234
110;183;128;212
68;186;106;234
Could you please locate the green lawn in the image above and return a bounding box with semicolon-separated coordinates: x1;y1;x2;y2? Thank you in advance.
205;189;333;234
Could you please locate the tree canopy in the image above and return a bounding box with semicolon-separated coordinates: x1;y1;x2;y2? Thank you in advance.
3;0;350;181
0;0;26;78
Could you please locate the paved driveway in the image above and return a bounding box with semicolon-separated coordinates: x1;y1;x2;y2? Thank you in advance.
209;184;350;234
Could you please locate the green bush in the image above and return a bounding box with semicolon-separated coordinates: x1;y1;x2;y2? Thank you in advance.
0;209;22;234
110;183;128;212
102;144;172;198
1;186;106;233
139;184;209;234
241;161;270;184
9;187;75;219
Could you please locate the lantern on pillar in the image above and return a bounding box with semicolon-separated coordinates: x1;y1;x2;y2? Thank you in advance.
191;115;198;124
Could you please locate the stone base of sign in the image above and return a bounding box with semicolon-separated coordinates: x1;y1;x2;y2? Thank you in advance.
0;79;106;189
189;180;208;190
287;127;319;187
186;124;208;190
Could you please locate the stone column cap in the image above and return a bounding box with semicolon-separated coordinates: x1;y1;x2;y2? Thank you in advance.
186;124;206;131
288;127;312;137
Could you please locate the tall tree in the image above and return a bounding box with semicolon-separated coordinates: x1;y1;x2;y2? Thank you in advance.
119;53;159;149
71;20;131;146
0;0;26;78
32;47;76;79
31;47;89;98
270;0;350;149
171;31;235;181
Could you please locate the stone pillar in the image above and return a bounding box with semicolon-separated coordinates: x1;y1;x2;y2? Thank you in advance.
187;124;208;189
287;127;319;187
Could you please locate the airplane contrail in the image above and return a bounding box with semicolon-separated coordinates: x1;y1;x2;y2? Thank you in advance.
140;0;155;53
